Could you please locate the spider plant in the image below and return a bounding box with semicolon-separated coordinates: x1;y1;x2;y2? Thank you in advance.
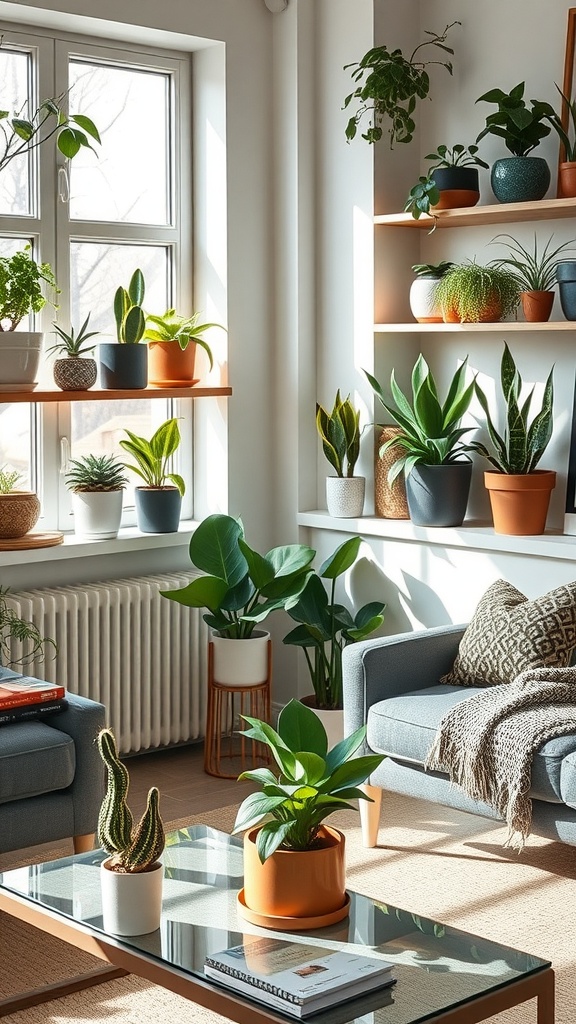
46;313;99;357
489;234;576;292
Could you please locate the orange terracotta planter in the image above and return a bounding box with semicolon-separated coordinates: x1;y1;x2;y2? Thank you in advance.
484;470;556;536
242;825;346;919
433;188;479;210
442;299;503;323
520;290;554;323
147;341;198;388
558;161;576;199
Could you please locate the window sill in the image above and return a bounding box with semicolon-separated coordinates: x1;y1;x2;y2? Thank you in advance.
0;520;197;567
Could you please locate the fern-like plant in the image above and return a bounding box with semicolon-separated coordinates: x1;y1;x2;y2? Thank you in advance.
97;728;165;873
434;262;520;322
0;467;21;493
65;455;128;493
0;586;56;667
316;391;361;478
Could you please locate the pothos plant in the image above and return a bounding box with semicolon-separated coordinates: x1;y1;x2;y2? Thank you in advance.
0;92;100;173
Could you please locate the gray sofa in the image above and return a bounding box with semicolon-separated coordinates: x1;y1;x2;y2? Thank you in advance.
343;624;576;848
0;667;106;854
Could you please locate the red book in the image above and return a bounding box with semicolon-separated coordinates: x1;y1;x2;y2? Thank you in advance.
0;678;65;709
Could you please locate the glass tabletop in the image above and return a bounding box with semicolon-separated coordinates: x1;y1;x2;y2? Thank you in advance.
0;824;550;1024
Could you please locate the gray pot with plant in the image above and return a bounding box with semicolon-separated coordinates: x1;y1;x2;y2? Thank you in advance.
0;246;59;388
476;83;552;203
99;269;147;389
65;454;128;540
425;143;488;209
316;391;364;517
434;262;520;323
120;417;185;533
489;233;576;322
365;356;476;527
48;313;99;391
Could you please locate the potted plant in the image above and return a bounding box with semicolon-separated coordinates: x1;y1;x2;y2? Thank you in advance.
46;313;99;391
470;342;555;536
283;537;385;737
423;143;489;209
0;585;56;667
489;233;576;322
0;466;40;540
541;85;576;198
99;269;147;390
119;416;185;534
409;261;454;323
97;728;165;936
434;261;521;323
343;22;459;147
232;698;384;925
0;245;59;388
475;82;553;203
316;391;364;517
0;93;100;173
65;454;128;540
160;513;315;687
365;356;476;527
143;308;225;387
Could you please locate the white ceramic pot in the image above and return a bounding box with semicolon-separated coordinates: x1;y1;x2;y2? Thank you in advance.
300;698;344;750
326;476;365;518
211;629;270;686
409;277;443;323
71;490;123;540
0;332;42;388
100;859;163;935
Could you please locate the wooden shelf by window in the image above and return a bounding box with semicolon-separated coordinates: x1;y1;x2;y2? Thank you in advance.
375;196;576;229
0;385;232;404
374;321;576;333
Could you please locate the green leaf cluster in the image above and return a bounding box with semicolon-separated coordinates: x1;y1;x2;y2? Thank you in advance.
0;466;21;493
475;82;552;157
283;537;385;710
114;269;146;344
0;585;56;668
489;233;576;292
65;454;128;493
424;143;488;169
119;417;185;494
404;175;441;225
232;698;385;862
434;262;521;322
365;355;476;485
47;312;99;357
316;391;361;477
160;513;316;640
0;93;100;174
470;342;554;474
412;261;454;279
343;23;459;148
143;308;225;369
0;245;59;331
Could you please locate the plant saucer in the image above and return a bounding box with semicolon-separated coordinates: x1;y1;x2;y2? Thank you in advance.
236;888;350;930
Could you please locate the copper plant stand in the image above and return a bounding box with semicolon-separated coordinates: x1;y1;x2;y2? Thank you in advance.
204;640;272;778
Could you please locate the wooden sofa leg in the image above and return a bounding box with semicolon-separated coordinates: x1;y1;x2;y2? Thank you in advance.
73;833;95;853
359;784;382;848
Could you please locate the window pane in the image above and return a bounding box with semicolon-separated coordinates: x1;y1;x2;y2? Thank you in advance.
0;404;31;488
70;242;169;337
68;61;171;225
0;49;31;217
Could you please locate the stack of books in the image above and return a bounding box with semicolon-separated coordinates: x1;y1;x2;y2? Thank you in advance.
204;937;395;1018
0;677;67;725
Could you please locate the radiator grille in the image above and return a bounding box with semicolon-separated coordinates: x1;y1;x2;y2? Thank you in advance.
6;572;207;754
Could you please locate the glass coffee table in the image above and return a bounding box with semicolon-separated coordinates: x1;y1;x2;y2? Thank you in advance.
0;825;554;1024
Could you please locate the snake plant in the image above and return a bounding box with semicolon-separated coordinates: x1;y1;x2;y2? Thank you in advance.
316;391;361;477
114;269;146;344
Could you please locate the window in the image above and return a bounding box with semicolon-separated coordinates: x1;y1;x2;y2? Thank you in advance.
0;26;193;530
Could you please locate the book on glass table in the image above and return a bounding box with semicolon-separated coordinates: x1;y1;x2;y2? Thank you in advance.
0;699;68;725
0;678;65;709
204;937;395;1018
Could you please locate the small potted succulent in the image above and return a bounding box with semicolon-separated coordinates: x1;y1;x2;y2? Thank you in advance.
119;416;185;534
489;233;576;322
97;728;165;936
475;82;553;203
99;269;148;390
143;308;225;387
232;698;384;926
434;261;521;323
0;584;56;667
47;314;99;391
316;391;364;517
65;454;128;540
0;466;40;540
0;245;59;388
409;261;454;323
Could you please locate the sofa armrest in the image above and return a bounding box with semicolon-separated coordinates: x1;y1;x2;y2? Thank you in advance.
342;624;466;739
46;692;106;835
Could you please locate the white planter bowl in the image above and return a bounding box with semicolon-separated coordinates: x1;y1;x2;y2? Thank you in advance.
71;490;123;540
409;277;443;323
210;630;270;686
326;476;365;518
0;332;42;387
100;859;163;935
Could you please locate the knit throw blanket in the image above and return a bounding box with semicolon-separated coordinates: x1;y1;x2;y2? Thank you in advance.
425;667;576;849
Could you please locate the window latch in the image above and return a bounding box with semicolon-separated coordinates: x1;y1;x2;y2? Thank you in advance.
58;166;70;204
59;436;70;475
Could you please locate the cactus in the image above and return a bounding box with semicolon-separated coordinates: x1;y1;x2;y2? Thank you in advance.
97;728;165;873
114;268;146;345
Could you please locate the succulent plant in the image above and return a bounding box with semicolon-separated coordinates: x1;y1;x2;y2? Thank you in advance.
316;390;361;478
114;268;146;344
47;313;99;357
65;454;128;492
143;308;223;367
97;728;165;873
0;466;21;493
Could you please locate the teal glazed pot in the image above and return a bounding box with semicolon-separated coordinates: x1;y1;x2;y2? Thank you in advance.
490;156;550;203
555;261;576;320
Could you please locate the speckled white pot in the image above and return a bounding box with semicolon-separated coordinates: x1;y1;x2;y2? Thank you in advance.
326;476;365;518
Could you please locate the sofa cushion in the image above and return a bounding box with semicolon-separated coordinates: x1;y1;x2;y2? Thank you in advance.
440;579;576;687
367;684;576;803
0;722;75;805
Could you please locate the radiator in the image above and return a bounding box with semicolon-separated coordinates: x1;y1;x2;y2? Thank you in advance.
6;572;208;754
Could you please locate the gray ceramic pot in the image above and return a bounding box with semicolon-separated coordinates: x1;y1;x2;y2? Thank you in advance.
405;461;473;527
135;487;182;533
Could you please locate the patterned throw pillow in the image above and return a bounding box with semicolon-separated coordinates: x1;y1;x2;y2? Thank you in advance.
441;579;576;687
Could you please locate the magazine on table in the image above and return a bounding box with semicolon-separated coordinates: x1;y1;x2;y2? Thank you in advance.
0;699;67;725
204;937;395;1018
0;677;65;708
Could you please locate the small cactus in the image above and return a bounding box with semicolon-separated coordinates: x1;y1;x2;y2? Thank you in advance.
97;728;165;873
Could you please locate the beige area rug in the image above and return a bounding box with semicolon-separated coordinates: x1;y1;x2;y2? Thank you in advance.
1;794;575;1023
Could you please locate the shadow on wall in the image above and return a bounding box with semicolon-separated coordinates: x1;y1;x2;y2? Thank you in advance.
400;570;454;629
349;555;413;636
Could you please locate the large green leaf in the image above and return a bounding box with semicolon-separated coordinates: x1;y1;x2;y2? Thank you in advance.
189;514;247;586
291;752;326;785
238;539;274;590
324;725;367;773
266;544;316;579
124;305;145;344
255;820;294;862
232;791;286;833
319;754;385;793
318;536;361;579
277;699;328;757
159;575;230;612
150;418;181;460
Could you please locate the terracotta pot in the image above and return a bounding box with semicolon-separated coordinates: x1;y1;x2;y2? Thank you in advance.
558;161;576;199
431;167;480;210
243;824;346;919
147;341;198;387
442;299;503;323
0;491;40;539
484;470;556;536
433;189;480;210
520;290;555;323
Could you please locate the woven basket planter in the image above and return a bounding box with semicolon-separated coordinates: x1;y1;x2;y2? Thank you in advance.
375;426;409;519
0;492;41;539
